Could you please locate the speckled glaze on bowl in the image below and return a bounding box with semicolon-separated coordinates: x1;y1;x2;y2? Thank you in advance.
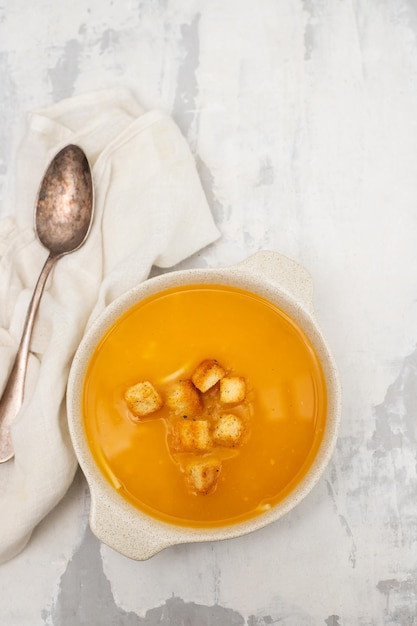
67;251;341;560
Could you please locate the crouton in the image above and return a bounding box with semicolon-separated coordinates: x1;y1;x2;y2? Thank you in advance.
184;457;222;495
213;413;245;447
165;379;202;417
191;359;226;393
173;419;212;452
124;381;163;417
220;376;246;404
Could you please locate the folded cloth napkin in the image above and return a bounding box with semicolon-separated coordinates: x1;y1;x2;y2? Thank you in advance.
0;88;220;563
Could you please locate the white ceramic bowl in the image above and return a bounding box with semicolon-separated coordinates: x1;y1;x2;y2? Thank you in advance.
67;250;341;559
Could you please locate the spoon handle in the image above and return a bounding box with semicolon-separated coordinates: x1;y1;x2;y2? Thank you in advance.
0;253;57;463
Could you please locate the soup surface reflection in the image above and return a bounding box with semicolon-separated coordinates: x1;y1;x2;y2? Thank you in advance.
82;284;327;527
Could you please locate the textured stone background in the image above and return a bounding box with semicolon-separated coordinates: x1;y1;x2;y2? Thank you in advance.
1;1;417;624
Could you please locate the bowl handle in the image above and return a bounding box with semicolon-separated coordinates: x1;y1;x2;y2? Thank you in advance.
232;251;314;314
89;488;170;560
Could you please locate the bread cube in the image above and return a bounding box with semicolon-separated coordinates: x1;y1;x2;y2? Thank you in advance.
184;457;222;495
174;419;212;452
124;381;163;417
220;376;246;404
191;359;226;393
213;413;245;447
165;379;202;417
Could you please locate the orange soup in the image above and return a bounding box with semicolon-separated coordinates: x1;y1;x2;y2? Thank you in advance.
82;284;327;527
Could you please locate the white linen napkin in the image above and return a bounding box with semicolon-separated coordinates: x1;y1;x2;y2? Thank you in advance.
0;88;220;563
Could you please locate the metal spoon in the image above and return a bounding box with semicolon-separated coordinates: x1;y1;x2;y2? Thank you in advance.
0;144;94;463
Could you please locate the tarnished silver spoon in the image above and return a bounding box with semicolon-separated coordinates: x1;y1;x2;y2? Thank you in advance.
0;144;94;463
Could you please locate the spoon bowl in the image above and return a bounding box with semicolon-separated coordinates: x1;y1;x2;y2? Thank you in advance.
0;144;94;463
36;145;93;255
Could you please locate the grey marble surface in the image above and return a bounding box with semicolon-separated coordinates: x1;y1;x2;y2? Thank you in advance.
1;1;417;624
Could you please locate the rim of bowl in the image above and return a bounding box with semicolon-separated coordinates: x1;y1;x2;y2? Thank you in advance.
67;253;341;556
